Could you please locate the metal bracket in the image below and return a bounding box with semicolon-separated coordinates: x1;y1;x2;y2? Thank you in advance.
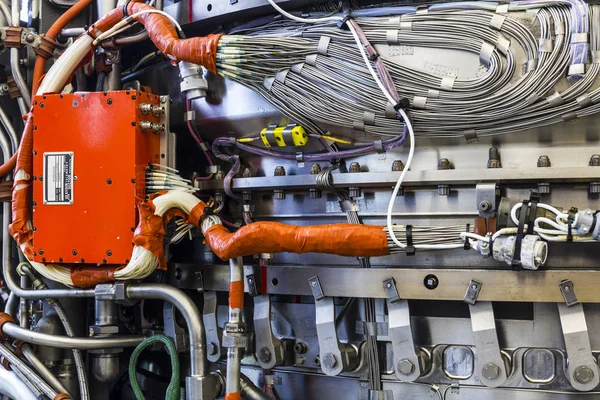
246;274;260;297
253;295;286;369
557;282;600;391
476;183;498;217
559;279;579;307
163;302;189;352
309;276;325;301
383;278;401;303
469;301;508;387
202;291;221;362
388;299;422;381
464;279;483;305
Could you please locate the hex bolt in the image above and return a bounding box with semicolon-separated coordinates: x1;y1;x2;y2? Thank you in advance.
322;353;338;369
309;164;322;199
397;359;414;375
479;200;492;212
437;158;452;196
25;33;35;43
348;162;362;199
274;166;286;200
589;155;600;194
482;363;500;380
574;365;595;384
258;347;272;363
487;147;501;168
536;155;551;194
207;342;218;356
537;155;551;168
294;342;308;354
392;160;405;196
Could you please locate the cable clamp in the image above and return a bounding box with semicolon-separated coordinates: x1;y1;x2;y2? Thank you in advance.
428;89;440;99
479;41;494;67
440;75;456;90
525;58;538;73
490;14;506;30
305;54;318;66
576;94;593;108
363;111;376;125
386;30;399;44
373;140;384;153
525;93;540;105
571;33;588;44
496;33;510;55
561;112;578;123
546;91;564;106
337;14;353;30
405;225;415;256
317;36;331;56
538;38;552;53
464;223;471;250
495;4;509;13
554;21;565;35
568;63;585;77
383;278;401;303
393;98;410;111
412;96;427;110
463;129;479;144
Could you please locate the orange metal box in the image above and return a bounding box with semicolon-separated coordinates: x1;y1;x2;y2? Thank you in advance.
31;90;162;264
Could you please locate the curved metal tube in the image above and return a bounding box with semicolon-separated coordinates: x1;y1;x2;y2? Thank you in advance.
9;0;31;106
127;284;207;376
2;322;145;349
0;361;38;400
114;29;148;46
0;105;19;153
4;291;18;317
240;373;271;400
0;342;58;398
22;344;71;396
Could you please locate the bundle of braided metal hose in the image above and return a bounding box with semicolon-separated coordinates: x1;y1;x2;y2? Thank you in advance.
217;3;600;141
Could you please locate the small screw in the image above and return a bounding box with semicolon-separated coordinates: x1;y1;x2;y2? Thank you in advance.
106;250;112;256
106;178;112;185
564;285;570;292
38;249;44;255
72;250;78;256
107;99;113;105
39;103;44;108
323;353;337;369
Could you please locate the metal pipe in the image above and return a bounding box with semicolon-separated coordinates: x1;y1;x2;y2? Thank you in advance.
0;100;19;153
19;275;29;328
0;362;38;400
11;364;45;397
113;29;148;46
2;209;94;299
9;0;31;107
126;284;207;376
240;373;271;400
21;344;71;396
226;257;244;398
2;322;144;349
59;27;86;37
0;342;58;398
4;291;17;317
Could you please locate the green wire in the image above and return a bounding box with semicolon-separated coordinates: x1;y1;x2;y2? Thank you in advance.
129;334;181;400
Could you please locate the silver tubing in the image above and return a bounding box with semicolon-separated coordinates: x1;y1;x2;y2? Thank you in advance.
114;30;148;46
9;0;31;107
19;275;29;328
0;341;58;398
52;299;90;400
0;92;20;153
4;291;17;317
0;362;38;400
1;205;94;299
126;284;207;376
21;344;71;396
2;322;145;349
226;257;244;397
240;373;271;400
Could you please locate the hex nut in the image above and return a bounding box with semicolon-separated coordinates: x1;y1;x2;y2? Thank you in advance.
482;363;500;380
258;347;272;362
322;353;338;369
398;359;414;375
574;366;595;384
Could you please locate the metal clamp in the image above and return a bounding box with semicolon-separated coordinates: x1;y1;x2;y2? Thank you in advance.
469;301;508;387
388;298;423;381
464;279;483;305
309;276;325;301
254;295;286;369
557;282;600;391
476;183;498;217
163;302;190;352
383;278;401;303
202;291;221;362
246;274;260;297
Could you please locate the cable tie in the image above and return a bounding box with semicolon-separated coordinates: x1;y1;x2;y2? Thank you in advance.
337;14;352;30
554;22;565;35
428;89;440;99
305;54;317;66
400;21;412;31
352;120;365;131
263;77;275;92
363;111;376;125
589;211;600;235
567;215;574;242
527;192;540;235
393;98;410;111
291;63;305;74
416;6;428;14
464;223;471;250
525;58;538;73
405;225;415;256
592;51;600;64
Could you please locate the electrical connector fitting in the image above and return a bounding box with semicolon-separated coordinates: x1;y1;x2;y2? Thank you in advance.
179;61;208;101
492;235;548;270
573;209;600;239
